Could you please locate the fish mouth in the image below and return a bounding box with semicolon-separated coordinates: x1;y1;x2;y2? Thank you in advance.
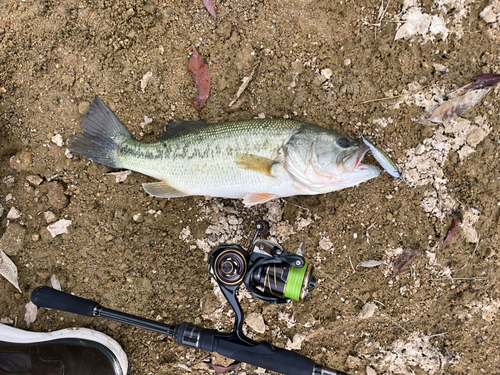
341;143;370;171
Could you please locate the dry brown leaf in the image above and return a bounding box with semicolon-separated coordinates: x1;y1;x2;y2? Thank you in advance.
430;88;491;123
392;248;421;277
187;45;210;113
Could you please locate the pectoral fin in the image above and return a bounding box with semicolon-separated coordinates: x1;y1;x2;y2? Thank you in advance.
235;154;277;176
243;193;277;206
142;181;188;198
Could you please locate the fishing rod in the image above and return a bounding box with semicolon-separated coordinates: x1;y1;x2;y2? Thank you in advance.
31;221;348;375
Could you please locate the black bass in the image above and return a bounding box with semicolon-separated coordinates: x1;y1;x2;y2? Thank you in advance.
68;97;380;206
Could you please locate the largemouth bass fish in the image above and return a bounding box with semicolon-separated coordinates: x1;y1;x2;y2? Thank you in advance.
68;96;380;206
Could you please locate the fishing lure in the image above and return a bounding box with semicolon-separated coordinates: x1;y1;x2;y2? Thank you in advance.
360;135;402;179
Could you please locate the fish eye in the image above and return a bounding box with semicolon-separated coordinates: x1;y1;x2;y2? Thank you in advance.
337;137;350;148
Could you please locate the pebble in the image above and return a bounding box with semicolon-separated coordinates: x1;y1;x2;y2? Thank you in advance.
366;366;378;375
9;151;32;171
51;134;64;147
0;223;26;256
47;182;69;210
43;211;57;224
0;204;3;218
47;219;72;238
26;175;43;186
6;207;21;220
2;175;15;188
358;302;378;319
312;74;327;87
320;68;333;80
78;101;89;114
245;312;266;334
345;355;362;369
5;194;13;202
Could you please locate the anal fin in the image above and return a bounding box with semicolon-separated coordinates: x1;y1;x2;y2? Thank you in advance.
142;181;188;198
235;154;277;176
243;193;277;206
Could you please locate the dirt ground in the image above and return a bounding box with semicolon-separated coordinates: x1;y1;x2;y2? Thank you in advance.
1;0;500;374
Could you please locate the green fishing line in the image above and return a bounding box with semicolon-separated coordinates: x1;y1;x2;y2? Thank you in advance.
284;262;308;301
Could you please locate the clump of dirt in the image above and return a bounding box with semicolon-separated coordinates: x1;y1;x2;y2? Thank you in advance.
1;0;500;374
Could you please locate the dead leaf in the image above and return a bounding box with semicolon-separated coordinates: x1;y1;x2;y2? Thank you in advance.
210;362;239;373
430;88;491;123
187;45;210;113
459;74;500;91
202;0;216;18
24;301;37;326
392;248;421;277
0;249;21;292
356;260;387;269
229;66;256;107
442;217;458;248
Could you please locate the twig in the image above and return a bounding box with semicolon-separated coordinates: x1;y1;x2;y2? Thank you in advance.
429;277;486;281
458;236;480;270
348;256;355;273
360;93;409;104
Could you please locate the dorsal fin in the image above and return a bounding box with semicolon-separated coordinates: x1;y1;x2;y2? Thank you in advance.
158;120;209;140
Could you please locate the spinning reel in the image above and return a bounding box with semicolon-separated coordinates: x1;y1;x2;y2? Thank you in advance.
210;220;315;304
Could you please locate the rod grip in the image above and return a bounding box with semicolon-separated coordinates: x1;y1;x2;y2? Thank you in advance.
31;286;98;317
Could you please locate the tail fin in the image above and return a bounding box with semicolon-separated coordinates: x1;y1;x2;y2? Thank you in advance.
68;96;132;168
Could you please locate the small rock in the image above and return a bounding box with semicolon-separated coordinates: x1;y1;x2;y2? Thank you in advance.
43;211;57;224
51;134;64;147
26;175;43;186
9;151;32;171
24;302;38;326
5;194;13;202
2;175;15;188
78;101;89;114
227;215;239;225
126;8;135;16
47;182;69;210
47;219;72;238
358;302;378;319
286;333;306;350
480;4;498;23
313;74;328;87
6;207;21;220
50;275;62;291
245;312;266;334
321;68;333;79
345;355;362;369
133;213;143;222
32;234;40;242
0;223;26;256
366;366;378;375
0;204;3;218
0;317;14;324
65;148;73;159
344;58;351;66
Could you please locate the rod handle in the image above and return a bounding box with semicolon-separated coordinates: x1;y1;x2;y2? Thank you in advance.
31;286;98;317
